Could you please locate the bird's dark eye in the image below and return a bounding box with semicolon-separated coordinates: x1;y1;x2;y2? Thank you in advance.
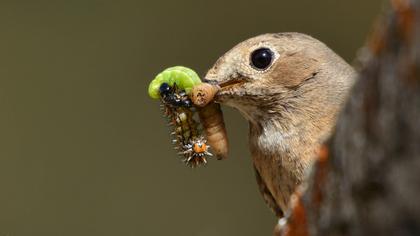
250;47;274;70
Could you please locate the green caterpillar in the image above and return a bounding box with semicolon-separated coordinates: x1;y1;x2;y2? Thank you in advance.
148;66;202;99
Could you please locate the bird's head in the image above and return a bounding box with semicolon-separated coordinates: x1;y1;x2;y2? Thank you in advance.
205;33;354;126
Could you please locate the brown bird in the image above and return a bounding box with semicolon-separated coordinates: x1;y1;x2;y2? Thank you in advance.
204;33;355;223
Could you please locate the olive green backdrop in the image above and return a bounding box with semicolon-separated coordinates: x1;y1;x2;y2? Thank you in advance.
0;1;384;235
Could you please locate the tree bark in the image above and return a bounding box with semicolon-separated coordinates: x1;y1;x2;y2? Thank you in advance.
280;0;420;235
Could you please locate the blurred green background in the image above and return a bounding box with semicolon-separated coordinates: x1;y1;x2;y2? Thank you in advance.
0;1;384;235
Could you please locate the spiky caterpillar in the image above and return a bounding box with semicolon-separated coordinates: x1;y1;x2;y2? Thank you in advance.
148;66;218;167
163;85;211;167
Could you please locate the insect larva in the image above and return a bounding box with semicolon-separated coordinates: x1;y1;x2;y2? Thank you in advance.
191;83;228;159
148;66;202;99
197;103;229;159
148;66;214;167
190;83;219;107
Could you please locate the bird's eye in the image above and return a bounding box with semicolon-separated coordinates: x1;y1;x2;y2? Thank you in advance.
250;47;274;70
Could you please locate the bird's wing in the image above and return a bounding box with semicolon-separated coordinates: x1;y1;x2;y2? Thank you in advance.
254;165;284;218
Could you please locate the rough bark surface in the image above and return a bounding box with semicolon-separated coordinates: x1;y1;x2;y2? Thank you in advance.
281;0;420;235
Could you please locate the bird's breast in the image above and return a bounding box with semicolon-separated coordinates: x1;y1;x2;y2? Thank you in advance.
249;125;306;213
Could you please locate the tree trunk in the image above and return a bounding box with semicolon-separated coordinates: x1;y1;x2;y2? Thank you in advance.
280;0;420;235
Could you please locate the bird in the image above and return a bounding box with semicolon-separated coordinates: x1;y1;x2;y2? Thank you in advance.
204;33;356;223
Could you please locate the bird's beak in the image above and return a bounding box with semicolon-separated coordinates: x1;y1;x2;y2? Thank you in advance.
203;77;246;93
202;77;246;103
203;77;245;88
218;78;246;89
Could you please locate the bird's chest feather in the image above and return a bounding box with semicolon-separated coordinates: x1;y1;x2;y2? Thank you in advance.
249;124;309;211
